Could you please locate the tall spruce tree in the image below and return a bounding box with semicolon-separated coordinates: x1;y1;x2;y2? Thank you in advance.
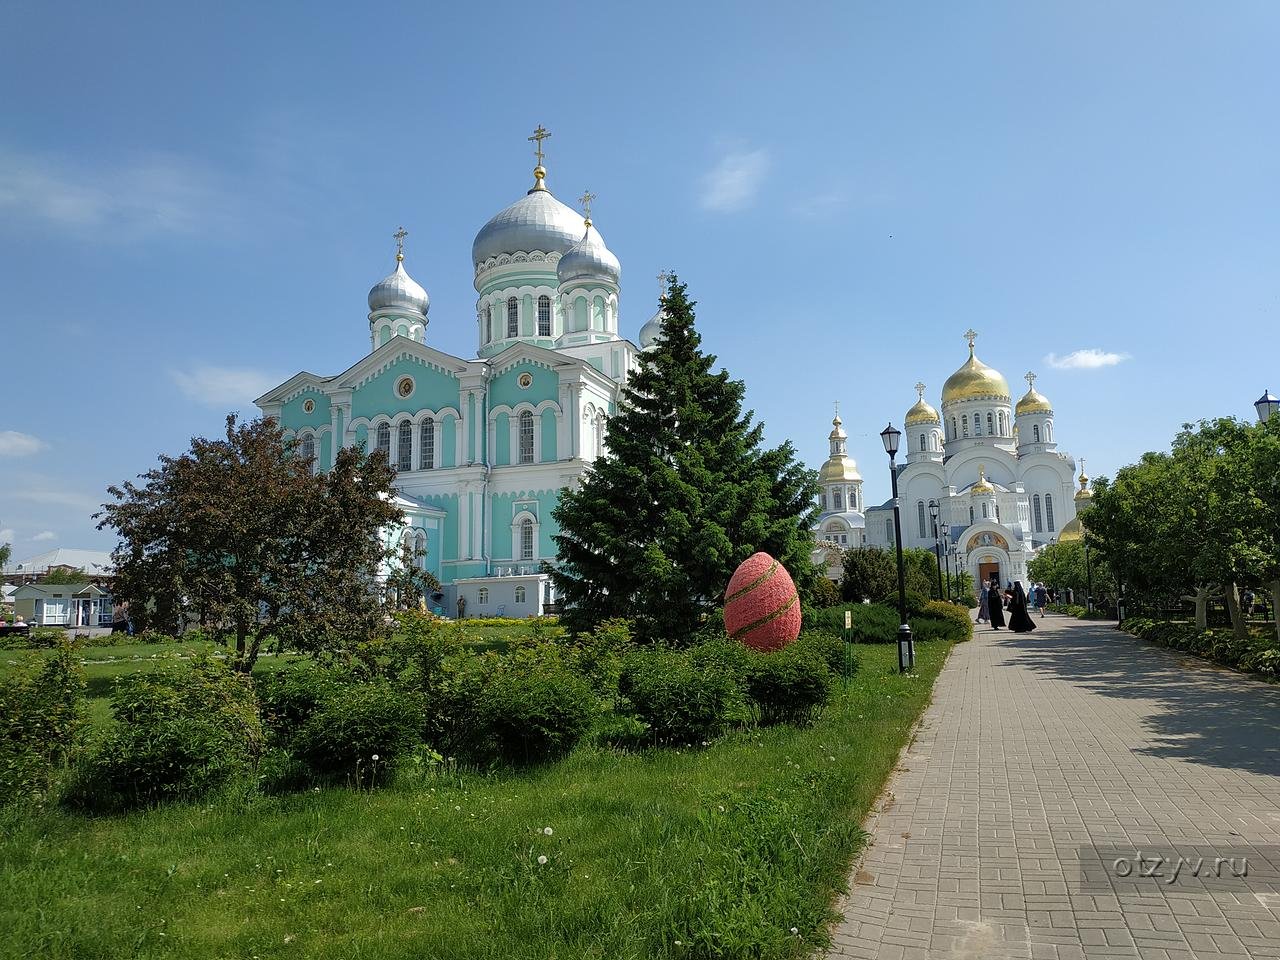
550;276;819;642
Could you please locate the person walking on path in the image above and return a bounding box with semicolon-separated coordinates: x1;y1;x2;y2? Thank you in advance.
986;575;1006;630
977;584;990;623
1008;581;1037;632
1035;582;1048;616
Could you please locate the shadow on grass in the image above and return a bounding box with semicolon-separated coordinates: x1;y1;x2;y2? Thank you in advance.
992;619;1280;777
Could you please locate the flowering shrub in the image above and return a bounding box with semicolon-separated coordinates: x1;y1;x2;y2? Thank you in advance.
743;645;832;726
619;649;743;745
0;647;86;804
63;654;262;812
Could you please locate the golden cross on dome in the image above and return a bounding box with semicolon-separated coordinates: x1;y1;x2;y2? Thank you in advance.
393;226;408;262
528;124;551;166
1025;371;1037;390
915;381;926;400
578;190;596;223
963;329;978;350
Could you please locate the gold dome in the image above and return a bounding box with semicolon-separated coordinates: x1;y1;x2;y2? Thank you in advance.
820;457;862;483
941;333;1011;406
1015;371;1052;415
1058;516;1084;543
904;381;940;425
1074;460;1093;504
969;464;995;496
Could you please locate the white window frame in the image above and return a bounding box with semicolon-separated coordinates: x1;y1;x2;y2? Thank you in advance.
518;410;535;464
397;420;413;472
419;418;435;470
506;297;519;338
537;295;551;337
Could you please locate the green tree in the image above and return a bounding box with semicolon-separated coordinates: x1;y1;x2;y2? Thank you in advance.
98;414;403;671
550;276;819;643
841;546;896;603
384;536;443;611
1027;541;1112;606
0;541;10;572
40;568;90;585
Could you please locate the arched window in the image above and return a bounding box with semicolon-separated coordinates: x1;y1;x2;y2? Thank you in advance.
515;585;527;603
376;422;391;459
1045;494;1055;529
950;417;957;439
885;519;893;544
419;419;435;470
506;296;519;338
962;415;969;438
997;411;1005;436
818;492;827;511
1033;494;1043;532
833;489;843;510
982;502;989;519
477;587;489;605
1033;424;1041;443
969;505;975;524
995;505;1001;522
518;410;535;464
973;415;982;436
397;421;412;472
537;295;551;337
299;434;315;465
520;517;535;559
485;305;493;343
917;500;927;539
987;412;994;435
919;433;926;452
1046;421;1053;441
414;531;427;569
928;500;938;537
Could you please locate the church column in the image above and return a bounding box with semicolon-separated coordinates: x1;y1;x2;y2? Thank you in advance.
459;485;471;560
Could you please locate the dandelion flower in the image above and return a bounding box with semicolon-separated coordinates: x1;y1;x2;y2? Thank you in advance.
790;927;799;935
537;855;548;865
542;827;553;836
372;754;380;761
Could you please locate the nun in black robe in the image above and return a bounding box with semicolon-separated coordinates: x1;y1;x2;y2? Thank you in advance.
987;579;1006;629
1008;582;1037;633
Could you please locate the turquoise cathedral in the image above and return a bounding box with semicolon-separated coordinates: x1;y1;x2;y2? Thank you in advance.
256;130;664;617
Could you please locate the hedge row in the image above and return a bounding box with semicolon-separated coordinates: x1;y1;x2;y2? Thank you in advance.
3;618;875;812
809;601;973;644
1044;603;1111;620
1120;617;1280;678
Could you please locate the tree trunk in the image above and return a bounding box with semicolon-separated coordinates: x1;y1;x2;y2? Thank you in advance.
1270;579;1280;646
1224;582;1248;642
1181;585;1216;630
234;621;248;672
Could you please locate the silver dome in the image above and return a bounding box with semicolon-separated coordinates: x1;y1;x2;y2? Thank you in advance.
368;258;429;316
638;309;665;349
472;187;586;267
557;223;621;286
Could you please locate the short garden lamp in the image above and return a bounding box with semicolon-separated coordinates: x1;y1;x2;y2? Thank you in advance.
1255;389;1279;424
880;422;915;673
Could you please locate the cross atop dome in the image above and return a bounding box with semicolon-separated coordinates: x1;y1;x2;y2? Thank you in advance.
1025;371;1037;390
578;190;596;226
963;329;978;353
915;381;926;400
393;226;407;263
528;124;551;191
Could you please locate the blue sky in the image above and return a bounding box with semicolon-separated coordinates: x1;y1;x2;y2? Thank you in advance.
2;1;1277;556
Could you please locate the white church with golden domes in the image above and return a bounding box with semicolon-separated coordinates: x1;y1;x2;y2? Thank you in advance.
815;330;1085;590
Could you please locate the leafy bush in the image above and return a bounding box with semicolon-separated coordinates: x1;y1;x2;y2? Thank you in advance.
742;646;832;726
619;648;743;745
440;648;599;765
810;603;900;643
792;629;858;677
0;648;86;804
1120;617;1280;678
913;601;973;642
28;626;67;648
63;655;262;812
291;681;424;785
810;576;841;609
256;663;357;745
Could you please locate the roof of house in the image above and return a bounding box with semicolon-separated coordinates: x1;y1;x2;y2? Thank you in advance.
4;548;113;576
13;582;110;599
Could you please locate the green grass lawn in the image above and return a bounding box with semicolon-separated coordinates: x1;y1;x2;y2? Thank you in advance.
0;638;949;960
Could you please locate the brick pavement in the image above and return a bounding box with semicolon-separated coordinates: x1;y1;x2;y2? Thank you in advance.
826;614;1280;959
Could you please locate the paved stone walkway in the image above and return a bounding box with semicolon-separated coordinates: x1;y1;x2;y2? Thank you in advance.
827;614;1280;959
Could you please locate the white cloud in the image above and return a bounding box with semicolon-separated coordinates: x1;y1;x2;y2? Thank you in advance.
0;147;231;239
170;365;282;408
700;148;770;213
0;431;48;457
1045;349;1131;370
0;528;14;544
29;530;56;542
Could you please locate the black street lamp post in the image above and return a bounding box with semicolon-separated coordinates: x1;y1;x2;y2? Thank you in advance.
1255;389;1279;424
1084;538;1093;613
941;526;953;601
929;501;944;601
880;422;915;673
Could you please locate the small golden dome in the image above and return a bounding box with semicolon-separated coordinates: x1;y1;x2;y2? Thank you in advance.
904;382;940;425
970;464;995;496
941;336;1011;406
828;412;847;441
1058;516;1084;543
1016;388;1053;416
819;457;862;483
1074;460;1093;503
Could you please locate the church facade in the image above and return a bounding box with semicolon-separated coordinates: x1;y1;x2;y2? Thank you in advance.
256;133;664;617
819;332;1081;592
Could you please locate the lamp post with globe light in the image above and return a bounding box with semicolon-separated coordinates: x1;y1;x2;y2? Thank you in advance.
880;422;915;673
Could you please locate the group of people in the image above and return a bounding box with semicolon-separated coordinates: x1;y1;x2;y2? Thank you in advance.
976;577;1048;633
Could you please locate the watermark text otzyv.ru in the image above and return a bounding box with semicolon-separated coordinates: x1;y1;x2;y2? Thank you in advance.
1076;846;1279;892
